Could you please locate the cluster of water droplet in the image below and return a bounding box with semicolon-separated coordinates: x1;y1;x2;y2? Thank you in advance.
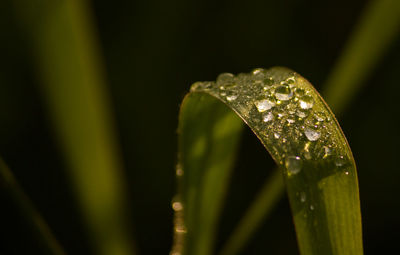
190;67;351;178
170;164;186;255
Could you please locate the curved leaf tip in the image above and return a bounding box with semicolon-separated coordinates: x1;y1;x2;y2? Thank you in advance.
175;67;362;255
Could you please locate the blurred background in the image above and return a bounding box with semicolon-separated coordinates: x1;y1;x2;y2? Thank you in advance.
0;0;399;254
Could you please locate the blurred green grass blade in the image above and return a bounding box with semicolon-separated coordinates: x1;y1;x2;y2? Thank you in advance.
323;0;400;113
13;1;136;255
173;93;244;255
175;68;362;255
0;158;66;255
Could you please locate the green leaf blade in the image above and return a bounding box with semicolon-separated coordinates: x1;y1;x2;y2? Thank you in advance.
174;93;243;255
175;67;362;255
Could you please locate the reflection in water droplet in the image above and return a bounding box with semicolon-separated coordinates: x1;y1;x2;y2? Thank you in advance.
299;95;314;109
304;128;321;141
285;156;302;175
300;192;306;202
296;110;307;118
252;68;264;75
322;146;331;159
276;111;286;119
274;133;281;139
345;171;349;175
254;98;275;112
287;119;295;124
275;85;293;101
303;142;312;160
263;112;274;122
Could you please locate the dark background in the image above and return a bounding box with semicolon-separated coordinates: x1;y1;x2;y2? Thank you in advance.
1;0;399;254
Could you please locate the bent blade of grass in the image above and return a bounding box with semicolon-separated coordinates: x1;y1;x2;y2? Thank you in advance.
0;158;66;255
175;67;362;255
221;1;400;253
13;1;135;254
323;0;400;113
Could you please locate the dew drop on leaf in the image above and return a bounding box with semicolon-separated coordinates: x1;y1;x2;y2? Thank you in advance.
254;98;275;112
226;94;238;101
300;192;306;202
299;95;314;109
172;201;183;212
216;73;234;85
263;112;274;122
275;85;293;101
322;146;331;159
304;128;321;141
285;156;302;176
335;155;347;167
287;118;295;124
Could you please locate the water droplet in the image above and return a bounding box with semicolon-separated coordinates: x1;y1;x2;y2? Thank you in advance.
335;155;347;167
300;192;306;202
286;76;296;84
295;88;306;97
274;133;281;139
345;171;349;175
254;98;275;112
296;110;307;118
299;95;314;109
176;165;183;176
303;142;312;160
217;73;234;85
252;68;264;75
275;85;293;101
191;82;211;92
304;128;321;141
285;156;302;176
276;110;286;119
263;112;274;122
172;201;183;211
263;77;274;86
175;225;187;233
310;205;314;210
314;113;325;122
226;94;238;101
